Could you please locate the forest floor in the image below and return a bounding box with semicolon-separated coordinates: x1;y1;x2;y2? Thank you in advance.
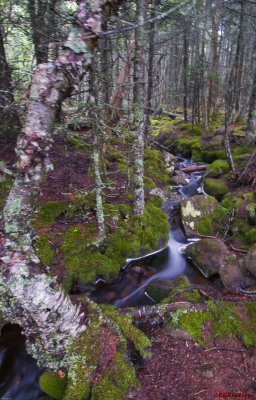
1;115;256;400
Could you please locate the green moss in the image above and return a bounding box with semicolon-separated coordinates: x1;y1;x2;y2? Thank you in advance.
207;301;240;339
0;176;13;210
221;193;243;210
62;203;168;289
205;160;229;178
61;225;120;290
67;135;90;151
35;200;69;226
245;228;256;246
233;146;252;157
144;147;170;185
203;178;229;200
100;305;151;358
106;203;169;264
35;235;56;265
161;277;201;304
175;137;201;158
106;149;127;164
91;341;139;400
201;150;226;163
144;176;157;190
240;302;256;348
39;371;67;400
170;309;210;345
195;205;229;235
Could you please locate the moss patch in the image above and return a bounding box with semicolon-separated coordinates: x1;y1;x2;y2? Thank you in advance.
203;178;229;200
39;371;67;400
0;176;13;210
35;235;56;266
205;160;229;178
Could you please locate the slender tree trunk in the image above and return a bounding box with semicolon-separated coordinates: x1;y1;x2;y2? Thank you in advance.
133;0;146;216
183;24;189;122
234;0;246;115
246;67;256;144
110;32;135;122
0;22;21;138
90;53;106;241
145;0;156;135
207;0;220;120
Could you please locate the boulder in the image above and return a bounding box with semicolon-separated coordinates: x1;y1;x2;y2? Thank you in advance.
172;170;190;186
180;195;228;236
185;238;228;278
203;178;229;200
204;160;230;179
163;151;177;175
219;256;256;292
245;243;256;277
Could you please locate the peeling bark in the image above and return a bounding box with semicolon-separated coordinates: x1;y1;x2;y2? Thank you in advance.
0;0;119;371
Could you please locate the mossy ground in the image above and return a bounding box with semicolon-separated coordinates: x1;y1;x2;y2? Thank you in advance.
168;300;256;348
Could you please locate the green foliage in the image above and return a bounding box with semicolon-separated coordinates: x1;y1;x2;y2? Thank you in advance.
201;150;226;163
39;371;67;400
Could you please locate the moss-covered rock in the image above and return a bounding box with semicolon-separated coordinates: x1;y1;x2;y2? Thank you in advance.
39;371;67;400
201;149;226;163
144;147;170;186
180;195;229;235
62;203;169;290
203;178;229;200
204;160;229;178
185;238;228;278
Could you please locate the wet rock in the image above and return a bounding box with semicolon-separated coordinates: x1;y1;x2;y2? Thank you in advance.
172;170;190;186
149;188;168;201
219;252;256;291
164;327;193;341
185;238;228;278
245;243;256;277
180;195;228;236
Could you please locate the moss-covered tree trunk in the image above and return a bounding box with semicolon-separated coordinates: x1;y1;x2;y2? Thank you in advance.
0;0;118;371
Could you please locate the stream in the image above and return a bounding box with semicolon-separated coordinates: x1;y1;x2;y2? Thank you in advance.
0;157;210;399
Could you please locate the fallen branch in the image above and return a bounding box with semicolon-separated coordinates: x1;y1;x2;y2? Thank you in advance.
123;301;207;324
178;165;208;173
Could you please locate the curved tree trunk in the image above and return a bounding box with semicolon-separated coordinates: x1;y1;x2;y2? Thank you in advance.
0;0;118;371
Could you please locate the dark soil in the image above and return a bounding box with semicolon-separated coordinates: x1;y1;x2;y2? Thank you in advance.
128;326;256;400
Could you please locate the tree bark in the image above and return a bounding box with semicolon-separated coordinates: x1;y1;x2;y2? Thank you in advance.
0;0;118;372
133;0;146;216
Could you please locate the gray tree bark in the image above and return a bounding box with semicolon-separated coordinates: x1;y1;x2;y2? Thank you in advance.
133;0;146;216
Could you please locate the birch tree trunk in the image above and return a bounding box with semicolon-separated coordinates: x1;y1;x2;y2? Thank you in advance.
0;0;118;371
133;0;146;216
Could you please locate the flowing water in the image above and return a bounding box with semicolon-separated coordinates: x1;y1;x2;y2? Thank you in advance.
0;157;209;399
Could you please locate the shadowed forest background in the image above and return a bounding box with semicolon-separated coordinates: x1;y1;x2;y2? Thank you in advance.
0;0;256;399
